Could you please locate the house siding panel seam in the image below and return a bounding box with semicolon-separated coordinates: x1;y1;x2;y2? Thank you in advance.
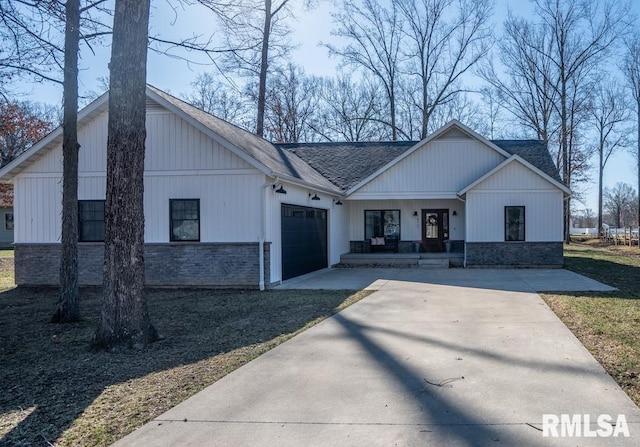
14;242;271;288
465;242;563;267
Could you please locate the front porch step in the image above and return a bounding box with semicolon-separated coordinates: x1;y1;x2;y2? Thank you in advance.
418;258;450;269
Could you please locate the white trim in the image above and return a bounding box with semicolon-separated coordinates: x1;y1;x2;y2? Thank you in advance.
465;189;561;195
0;91;109;182
145;169;258;177
276;175;343;196
345;120;512;196
457;155;571;196
347;191;459;200
17;169;260;179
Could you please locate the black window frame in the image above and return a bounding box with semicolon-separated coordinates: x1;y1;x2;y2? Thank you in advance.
364;209;401;240
170;199;200;242
4;211;13;231
505;206;525;242
78;200;105;242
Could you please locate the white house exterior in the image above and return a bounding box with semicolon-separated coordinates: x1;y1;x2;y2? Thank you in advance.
0;86;570;288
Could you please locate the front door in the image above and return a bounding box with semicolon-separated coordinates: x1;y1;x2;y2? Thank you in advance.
422;209;449;252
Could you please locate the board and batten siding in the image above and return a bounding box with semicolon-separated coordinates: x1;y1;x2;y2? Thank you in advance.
145;173;263;242
265;182;349;284
350;139;505;199
14;103;262;244
465;161;564;242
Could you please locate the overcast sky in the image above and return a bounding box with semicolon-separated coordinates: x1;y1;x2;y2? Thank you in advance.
11;0;639;216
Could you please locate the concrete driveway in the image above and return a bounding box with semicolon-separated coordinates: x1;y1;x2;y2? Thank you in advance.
114;269;639;446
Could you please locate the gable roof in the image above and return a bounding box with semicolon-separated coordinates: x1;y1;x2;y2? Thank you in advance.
458;155;571;196
146;87;339;193
343;120;515;194
0;86;340;194
277;141;417;191
280;121;563;195
0;87;563;199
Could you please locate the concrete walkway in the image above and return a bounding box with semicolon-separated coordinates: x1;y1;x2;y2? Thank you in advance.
274;267;618;292
113;270;639;446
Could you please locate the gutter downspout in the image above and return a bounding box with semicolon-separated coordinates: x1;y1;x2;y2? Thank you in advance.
259;179;274;291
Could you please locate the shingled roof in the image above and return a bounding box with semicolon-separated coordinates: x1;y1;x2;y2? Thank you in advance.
277;141;417;191
492;140;561;183
277;138;561;192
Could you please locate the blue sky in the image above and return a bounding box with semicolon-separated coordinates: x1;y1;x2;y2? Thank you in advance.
11;0;639;216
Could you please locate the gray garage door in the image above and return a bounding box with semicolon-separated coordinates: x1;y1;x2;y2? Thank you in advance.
281;204;328;280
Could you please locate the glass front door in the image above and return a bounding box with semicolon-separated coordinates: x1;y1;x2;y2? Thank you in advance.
422;209;449;252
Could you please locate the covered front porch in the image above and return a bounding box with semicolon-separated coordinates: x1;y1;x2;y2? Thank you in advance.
343;198;466;264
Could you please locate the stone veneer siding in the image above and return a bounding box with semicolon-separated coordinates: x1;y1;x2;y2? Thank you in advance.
15;242;271;288
465;242;563;267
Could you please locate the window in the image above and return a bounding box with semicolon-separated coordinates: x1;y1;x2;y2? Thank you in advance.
4;212;13;231
505;206;525;241
170;199;200;241
79;200;105;242
365;210;400;240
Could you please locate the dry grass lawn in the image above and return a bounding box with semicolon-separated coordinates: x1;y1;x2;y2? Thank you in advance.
0;254;369;446
3;242;640;446
542;241;640;406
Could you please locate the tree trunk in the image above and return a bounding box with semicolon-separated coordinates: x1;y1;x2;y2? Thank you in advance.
92;0;157;350
256;0;272;137
560;78;571;244
598;148;604;237
52;0;80;323
637;106;640;241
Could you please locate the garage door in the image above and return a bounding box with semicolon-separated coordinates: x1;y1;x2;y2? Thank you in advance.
281;204;328;280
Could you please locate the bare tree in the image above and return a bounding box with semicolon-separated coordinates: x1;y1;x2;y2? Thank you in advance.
543;0;628;242
479;14;559;143
397;0;493;138
604;182;638;228
0;0;65;96
184;72;250;126
93;0;157;350
1;0;110;322
211;0;296;137
477;87;504;139
53;0;82;323
484;0;628;242
325;0;402;140
264;64;318;143
310;75;386;142
622;36;640;235
588;79;630;235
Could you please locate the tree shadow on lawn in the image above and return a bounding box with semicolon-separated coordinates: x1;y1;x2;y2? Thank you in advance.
564;254;640;299
0;286;358;446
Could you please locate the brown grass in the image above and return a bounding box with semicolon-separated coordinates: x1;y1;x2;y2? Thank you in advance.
541;242;640;405
0;256;369;446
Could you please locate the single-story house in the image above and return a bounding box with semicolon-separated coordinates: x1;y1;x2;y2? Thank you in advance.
0;85;570;288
